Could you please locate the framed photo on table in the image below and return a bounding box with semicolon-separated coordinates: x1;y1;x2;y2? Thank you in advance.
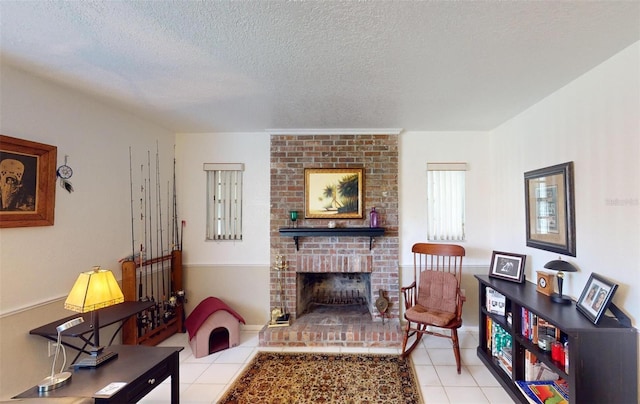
0;135;57;228
489;251;527;283
304;168;363;219
524;162;576;257
576;273;618;325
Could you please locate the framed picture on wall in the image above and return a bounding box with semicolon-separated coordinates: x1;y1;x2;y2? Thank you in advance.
488;251;527;283
0;135;57;228
524;162;576;256
304;168;364;219
576;273;618;325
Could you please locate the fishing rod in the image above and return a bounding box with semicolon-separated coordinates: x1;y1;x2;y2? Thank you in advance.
147;150;158;330
138;164;148;336
129;147;145;337
155;142;168;322
163;180;175;322
143;172;149;301
171;148;186;311
128;147;135;263
167;181;172;292
172;148;179;251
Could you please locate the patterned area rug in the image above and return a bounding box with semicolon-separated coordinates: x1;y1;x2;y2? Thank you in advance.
219;352;422;403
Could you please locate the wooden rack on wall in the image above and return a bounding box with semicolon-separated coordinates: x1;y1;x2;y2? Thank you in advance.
121;249;184;346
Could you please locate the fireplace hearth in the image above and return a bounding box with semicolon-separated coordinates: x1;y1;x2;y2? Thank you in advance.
260;263;401;348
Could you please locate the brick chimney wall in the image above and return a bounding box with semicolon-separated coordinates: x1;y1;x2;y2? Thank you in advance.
270;134;399;320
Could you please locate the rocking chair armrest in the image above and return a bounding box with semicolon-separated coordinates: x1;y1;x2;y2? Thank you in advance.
401;282;417;309
401;281;416;292
455;287;466;319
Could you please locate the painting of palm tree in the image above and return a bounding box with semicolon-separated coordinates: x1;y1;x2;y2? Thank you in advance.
305;168;364;218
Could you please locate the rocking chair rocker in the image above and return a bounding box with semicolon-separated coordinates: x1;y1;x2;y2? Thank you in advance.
401;243;466;373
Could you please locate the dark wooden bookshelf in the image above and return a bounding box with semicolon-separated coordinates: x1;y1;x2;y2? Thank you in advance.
476;274;638;404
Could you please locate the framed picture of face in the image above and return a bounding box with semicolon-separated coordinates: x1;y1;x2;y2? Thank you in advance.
576;273;618;325
488;251;527;283
0;135;57;228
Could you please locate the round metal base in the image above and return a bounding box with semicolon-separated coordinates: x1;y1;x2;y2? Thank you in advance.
37;371;72;392
550;293;572;305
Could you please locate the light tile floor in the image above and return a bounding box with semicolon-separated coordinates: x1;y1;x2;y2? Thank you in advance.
139;329;515;404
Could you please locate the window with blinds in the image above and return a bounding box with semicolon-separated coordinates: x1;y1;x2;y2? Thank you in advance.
204;163;244;241
427;162;467;241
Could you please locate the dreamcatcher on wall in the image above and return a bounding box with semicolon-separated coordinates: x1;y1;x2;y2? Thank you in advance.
56;155;74;193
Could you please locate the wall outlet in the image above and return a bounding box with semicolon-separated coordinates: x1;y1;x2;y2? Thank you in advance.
48;341;60;357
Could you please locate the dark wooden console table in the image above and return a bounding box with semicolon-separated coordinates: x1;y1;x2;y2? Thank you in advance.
279;227;385;250
13;345;182;403
30;301;155;362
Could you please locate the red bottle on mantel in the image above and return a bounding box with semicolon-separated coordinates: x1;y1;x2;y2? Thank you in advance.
369;207;378;228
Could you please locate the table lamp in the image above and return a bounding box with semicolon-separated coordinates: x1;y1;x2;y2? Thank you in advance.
64;266;124;368
544;258;578;304
37;316;84;392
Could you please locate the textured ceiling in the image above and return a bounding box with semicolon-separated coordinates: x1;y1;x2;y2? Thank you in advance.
1;1;638;133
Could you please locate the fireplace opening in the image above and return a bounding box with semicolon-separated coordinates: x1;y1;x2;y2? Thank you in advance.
296;272;371;319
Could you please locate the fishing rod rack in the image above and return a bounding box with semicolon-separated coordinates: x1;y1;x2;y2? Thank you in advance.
121;249;184;346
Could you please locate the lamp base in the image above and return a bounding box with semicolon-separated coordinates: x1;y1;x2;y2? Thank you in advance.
72;349;118;369
550;293;572;305
37;371;72;392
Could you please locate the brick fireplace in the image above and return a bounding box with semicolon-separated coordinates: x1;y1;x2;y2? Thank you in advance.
260;133;401;347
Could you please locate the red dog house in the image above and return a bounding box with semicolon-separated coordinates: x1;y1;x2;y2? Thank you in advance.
185;297;246;358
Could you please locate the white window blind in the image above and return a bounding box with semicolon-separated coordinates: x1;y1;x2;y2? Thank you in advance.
427;163;467;241
204;163;244;241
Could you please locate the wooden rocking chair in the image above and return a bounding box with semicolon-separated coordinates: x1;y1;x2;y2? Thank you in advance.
401;243;466;373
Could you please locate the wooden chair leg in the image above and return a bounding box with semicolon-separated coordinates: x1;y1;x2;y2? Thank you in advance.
401;321;423;359
451;328;461;374
401;321;410;355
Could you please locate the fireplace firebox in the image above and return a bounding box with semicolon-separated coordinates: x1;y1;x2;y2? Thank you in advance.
296;272;372;318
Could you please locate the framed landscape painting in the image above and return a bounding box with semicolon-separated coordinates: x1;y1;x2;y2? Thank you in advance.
304;168;363;219
0;135;57;228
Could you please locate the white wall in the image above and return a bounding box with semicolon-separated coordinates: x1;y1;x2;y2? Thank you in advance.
175;132;270;265
491;41;640;324
0;62;175;398
175;132;271;324
0;64;176;313
399;131;493;265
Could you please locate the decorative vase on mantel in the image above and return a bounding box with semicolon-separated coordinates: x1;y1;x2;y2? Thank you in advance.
369;207;378;228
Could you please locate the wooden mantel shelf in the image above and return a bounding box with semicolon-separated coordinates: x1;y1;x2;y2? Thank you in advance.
279;227;385;250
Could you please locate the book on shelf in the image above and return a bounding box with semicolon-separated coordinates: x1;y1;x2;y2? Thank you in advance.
521;308;540;344
525;350;560;381
522;307;529;339
486;287;506;316
491;321;512;358
486;316;492;352
537;318;560;341
498;347;513;379
515;380;569;404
